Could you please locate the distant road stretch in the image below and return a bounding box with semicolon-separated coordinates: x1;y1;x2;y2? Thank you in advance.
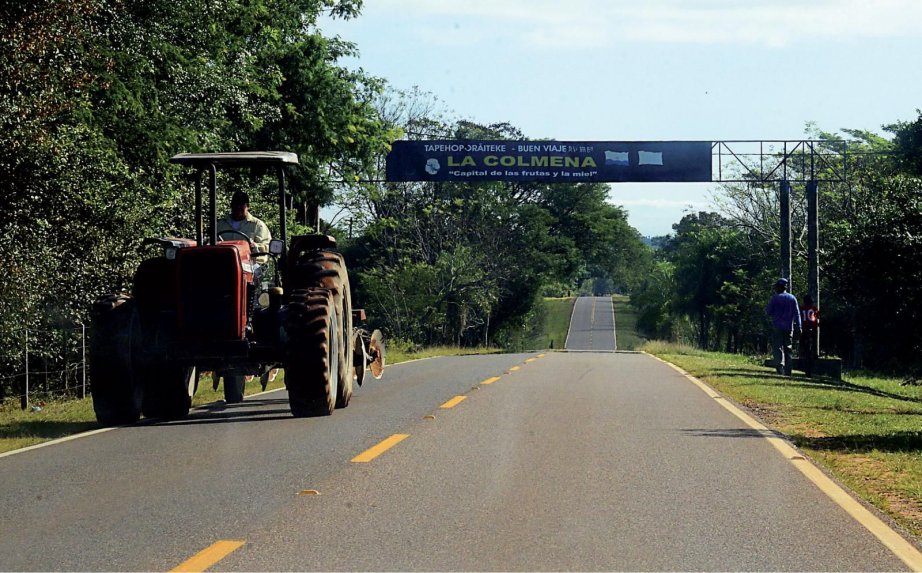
565;295;616;351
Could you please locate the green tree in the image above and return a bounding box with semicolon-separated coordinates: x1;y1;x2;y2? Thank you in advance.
0;0;389;397
778;123;922;370
631;260;677;340
888;110;922;177
824;173;922;370
346;91;653;348
653;212;772;352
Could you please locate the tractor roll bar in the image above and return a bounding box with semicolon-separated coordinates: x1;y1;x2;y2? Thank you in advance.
170;152;299;167
209;164;218;246
194;171;203;246
277;168;287;247
169;151;299;251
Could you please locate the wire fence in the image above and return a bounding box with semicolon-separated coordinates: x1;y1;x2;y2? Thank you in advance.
0;324;88;410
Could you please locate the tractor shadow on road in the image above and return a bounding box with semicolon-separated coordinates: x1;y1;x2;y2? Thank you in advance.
143;398;295;426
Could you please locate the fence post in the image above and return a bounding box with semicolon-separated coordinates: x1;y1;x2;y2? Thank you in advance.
81;322;87;399
21;328;29;410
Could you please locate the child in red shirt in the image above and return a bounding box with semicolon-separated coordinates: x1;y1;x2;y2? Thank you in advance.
799;295;820;376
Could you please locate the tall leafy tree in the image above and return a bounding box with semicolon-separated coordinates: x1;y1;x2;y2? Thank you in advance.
632;211;772;353
822;129;922;370
348;90;652;348
0;0;390;396
669;120;922;371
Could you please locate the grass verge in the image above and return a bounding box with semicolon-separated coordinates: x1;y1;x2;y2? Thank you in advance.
523;296;574;350
386;344;501;365
642;340;922;540
611;294;645;350
0;372;287;454
544;297;576;350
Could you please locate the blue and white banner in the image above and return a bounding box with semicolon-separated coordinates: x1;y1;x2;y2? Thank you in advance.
386;140;712;183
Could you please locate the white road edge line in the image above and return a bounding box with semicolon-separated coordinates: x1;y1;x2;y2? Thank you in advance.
610;296;618;351
0;356;472;460
564;297;577;350
0;426;117;459
643;351;922;572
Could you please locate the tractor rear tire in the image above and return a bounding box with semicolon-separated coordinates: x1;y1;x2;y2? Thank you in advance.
141;365;194;420
89;294;143;426
291;251;353;409
223;374;246;404
284;288;339;417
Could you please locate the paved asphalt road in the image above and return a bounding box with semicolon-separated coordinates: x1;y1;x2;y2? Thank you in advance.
566;296;616;351
0;351;916;571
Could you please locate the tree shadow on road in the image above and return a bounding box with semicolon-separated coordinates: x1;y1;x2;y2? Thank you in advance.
793;431;922;453
680;428;787;440
679;427;922;453
709;367;922;405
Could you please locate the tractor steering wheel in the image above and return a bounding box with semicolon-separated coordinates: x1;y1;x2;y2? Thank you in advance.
217;230;252;243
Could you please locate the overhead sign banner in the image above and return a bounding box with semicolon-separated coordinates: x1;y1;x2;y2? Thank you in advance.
386;140;712;183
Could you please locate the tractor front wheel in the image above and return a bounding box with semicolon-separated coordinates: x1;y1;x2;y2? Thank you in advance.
290;251;353;409
89;294;143;426
284;288;339;417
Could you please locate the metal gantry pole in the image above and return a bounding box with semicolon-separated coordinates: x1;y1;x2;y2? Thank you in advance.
780;179;792;286
807;179;820;354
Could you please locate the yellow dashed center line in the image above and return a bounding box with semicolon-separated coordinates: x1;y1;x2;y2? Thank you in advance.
351;434;410;463
481;376;501;385
525;358;537;363
170;540;245;572
440;395;467;409
509;366;521;372
537;353;545;357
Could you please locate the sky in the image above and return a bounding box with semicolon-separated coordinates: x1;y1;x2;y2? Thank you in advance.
318;0;922;236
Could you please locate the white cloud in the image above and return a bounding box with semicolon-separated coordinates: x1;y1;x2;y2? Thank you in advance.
620;0;922;46
373;0;922;48
614;198;709;209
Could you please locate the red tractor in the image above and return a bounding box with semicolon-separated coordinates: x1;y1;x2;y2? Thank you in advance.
89;152;384;425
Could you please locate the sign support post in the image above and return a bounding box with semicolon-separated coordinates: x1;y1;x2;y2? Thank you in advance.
780;180;792;287
807;179;820;353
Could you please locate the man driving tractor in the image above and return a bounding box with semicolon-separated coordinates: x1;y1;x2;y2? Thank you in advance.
216;190;271;258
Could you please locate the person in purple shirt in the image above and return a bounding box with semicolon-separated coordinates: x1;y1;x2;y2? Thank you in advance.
766;278;802;376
